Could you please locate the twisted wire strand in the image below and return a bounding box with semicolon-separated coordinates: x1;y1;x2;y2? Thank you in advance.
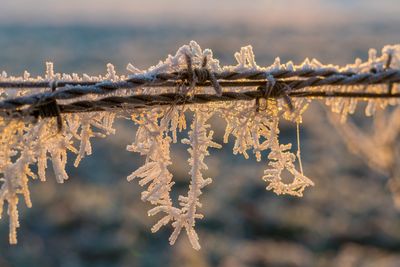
4;90;399;118
55;91;400;114
0;68;358;89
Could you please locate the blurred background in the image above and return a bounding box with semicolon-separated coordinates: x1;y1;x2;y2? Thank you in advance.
1;0;400;266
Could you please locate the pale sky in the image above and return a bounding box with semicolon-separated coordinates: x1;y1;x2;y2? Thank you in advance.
0;0;399;27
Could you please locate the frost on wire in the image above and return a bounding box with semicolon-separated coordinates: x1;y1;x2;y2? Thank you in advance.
0;41;399;249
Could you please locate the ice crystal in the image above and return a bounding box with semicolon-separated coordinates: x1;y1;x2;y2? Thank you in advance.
166;107;220;249
0;112;115;243
127;109;175;206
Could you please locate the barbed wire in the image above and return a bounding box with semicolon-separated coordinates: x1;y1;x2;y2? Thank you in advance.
0;62;399;118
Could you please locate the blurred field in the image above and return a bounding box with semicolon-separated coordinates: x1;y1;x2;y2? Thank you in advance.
1;1;400;266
